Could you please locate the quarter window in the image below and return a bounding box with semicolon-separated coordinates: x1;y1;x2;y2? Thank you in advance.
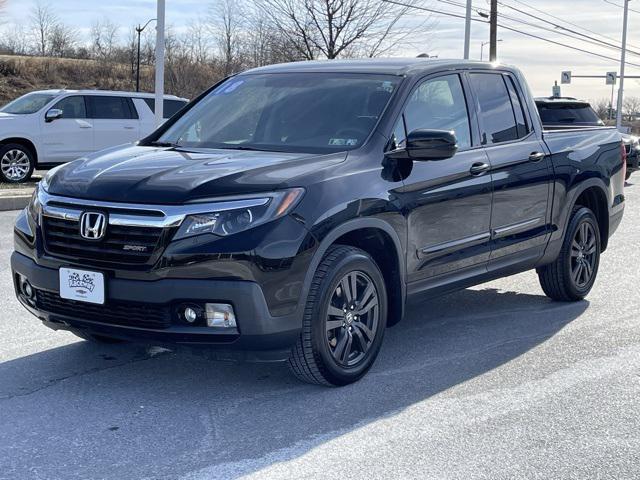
402;74;471;149
51;96;87;119
469;73;519;144
505;76;530;138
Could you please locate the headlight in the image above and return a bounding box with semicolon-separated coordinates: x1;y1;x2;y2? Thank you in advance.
27;184;42;221
173;188;304;240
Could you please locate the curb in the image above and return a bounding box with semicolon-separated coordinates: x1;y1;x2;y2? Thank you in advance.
0;194;31;211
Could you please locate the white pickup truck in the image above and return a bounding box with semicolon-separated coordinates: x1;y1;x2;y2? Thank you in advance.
0;89;188;182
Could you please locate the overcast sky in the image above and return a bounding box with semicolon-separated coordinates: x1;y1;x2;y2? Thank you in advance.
3;0;638;101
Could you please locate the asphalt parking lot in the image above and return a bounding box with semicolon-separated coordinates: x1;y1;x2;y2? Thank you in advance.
1;183;639;480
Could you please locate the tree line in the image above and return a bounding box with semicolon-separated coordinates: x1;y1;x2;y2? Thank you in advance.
0;0;428;99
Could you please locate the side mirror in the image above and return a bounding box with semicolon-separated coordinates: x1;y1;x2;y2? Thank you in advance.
386;129;458;161
45;108;63;123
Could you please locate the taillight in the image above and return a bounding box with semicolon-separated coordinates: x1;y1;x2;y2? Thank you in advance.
622;141;627;182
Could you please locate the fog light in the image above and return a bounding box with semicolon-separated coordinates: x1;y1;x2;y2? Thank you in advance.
205;303;237;328
183;307;198;324
20;276;34;299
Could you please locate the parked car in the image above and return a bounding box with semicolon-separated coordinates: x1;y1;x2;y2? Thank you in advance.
535;97;637;180
535;96;605;128
0;90;188;183
622;133;639;181
12;59;625;386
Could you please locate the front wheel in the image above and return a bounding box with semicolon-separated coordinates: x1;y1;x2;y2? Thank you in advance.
0;143;35;183
537;206;601;301
288;245;388;386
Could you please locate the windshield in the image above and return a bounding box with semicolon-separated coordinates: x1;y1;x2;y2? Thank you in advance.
155;73;401;154
537;103;603;125
0;92;57;115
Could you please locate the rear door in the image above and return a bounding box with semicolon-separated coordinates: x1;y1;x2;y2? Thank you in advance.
394;73;493;283
87;95;141;151
40;95;94;163
467;72;553;264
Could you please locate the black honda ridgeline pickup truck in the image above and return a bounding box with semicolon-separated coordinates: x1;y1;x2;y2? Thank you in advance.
12;59;625;386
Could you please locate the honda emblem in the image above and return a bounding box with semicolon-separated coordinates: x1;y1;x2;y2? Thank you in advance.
80;212;107;240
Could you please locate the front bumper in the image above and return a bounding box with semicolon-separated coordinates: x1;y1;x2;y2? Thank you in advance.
11;252;301;362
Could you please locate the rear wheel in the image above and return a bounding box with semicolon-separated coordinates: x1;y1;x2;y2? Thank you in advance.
537;206;601;301
288;245;388;386
0;143;35;183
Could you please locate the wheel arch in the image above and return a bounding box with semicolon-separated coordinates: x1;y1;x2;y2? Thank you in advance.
0;137;38;165
567;180;610;251
303;218;406;327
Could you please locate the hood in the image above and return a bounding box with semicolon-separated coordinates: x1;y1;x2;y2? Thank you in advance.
0;112;17;119
47;144;346;204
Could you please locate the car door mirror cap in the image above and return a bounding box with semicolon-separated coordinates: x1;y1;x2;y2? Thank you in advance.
405;129;458;161
45;109;63;123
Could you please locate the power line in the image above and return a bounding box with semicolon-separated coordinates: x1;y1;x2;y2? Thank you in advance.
507;0;640;49
603;0;640;15
494;0;640;58
434;0;640;58
381;0;640;68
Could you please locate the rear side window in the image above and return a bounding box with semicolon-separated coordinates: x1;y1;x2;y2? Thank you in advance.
537;103;603;125
469;73;519;144
400;74;471;149
505;77;529;138
88;96;137;120
51;96;87;119
142;98;188;118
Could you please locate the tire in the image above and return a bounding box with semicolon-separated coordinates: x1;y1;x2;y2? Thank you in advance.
537;206;601;301
72;331;128;344
288;245;388;386
0;143;35;183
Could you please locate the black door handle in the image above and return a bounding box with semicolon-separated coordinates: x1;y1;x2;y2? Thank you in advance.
529;151;546;162
470;162;490;176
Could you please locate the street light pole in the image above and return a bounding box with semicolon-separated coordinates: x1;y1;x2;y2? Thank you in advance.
155;0;166;126
616;0;630;130
464;0;472;59
481;39;501;61
135;19;156;93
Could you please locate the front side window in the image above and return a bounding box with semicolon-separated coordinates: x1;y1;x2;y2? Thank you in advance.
401;74;471;149
52;96;87;119
0;93;57;115
89;96;135;120
469;73;519;144
155;73;401;154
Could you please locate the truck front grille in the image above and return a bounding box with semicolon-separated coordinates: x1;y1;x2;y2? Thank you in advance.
42;216;164;265
35;289;171;329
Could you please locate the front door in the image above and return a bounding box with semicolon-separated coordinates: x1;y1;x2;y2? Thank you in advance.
393;74;493;284
40;95;94;164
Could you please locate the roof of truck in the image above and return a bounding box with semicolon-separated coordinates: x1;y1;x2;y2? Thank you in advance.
244;58;513;76
31;89;189;101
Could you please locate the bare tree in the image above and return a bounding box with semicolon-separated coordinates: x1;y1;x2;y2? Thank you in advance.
255;0;427;60
591;98;612;121
90;19;119;62
49;23;78;57
208;0;246;75
30;1;58;56
623;96;640;121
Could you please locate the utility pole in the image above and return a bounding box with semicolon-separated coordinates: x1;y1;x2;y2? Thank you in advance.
616;0;629;130
489;0;498;62
154;0;165;126
464;0;472;59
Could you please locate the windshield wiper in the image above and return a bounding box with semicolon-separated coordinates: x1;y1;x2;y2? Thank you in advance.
148;140;181;148
218;145;271;152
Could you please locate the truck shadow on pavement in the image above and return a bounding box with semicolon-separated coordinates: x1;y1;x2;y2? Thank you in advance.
0;286;588;479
